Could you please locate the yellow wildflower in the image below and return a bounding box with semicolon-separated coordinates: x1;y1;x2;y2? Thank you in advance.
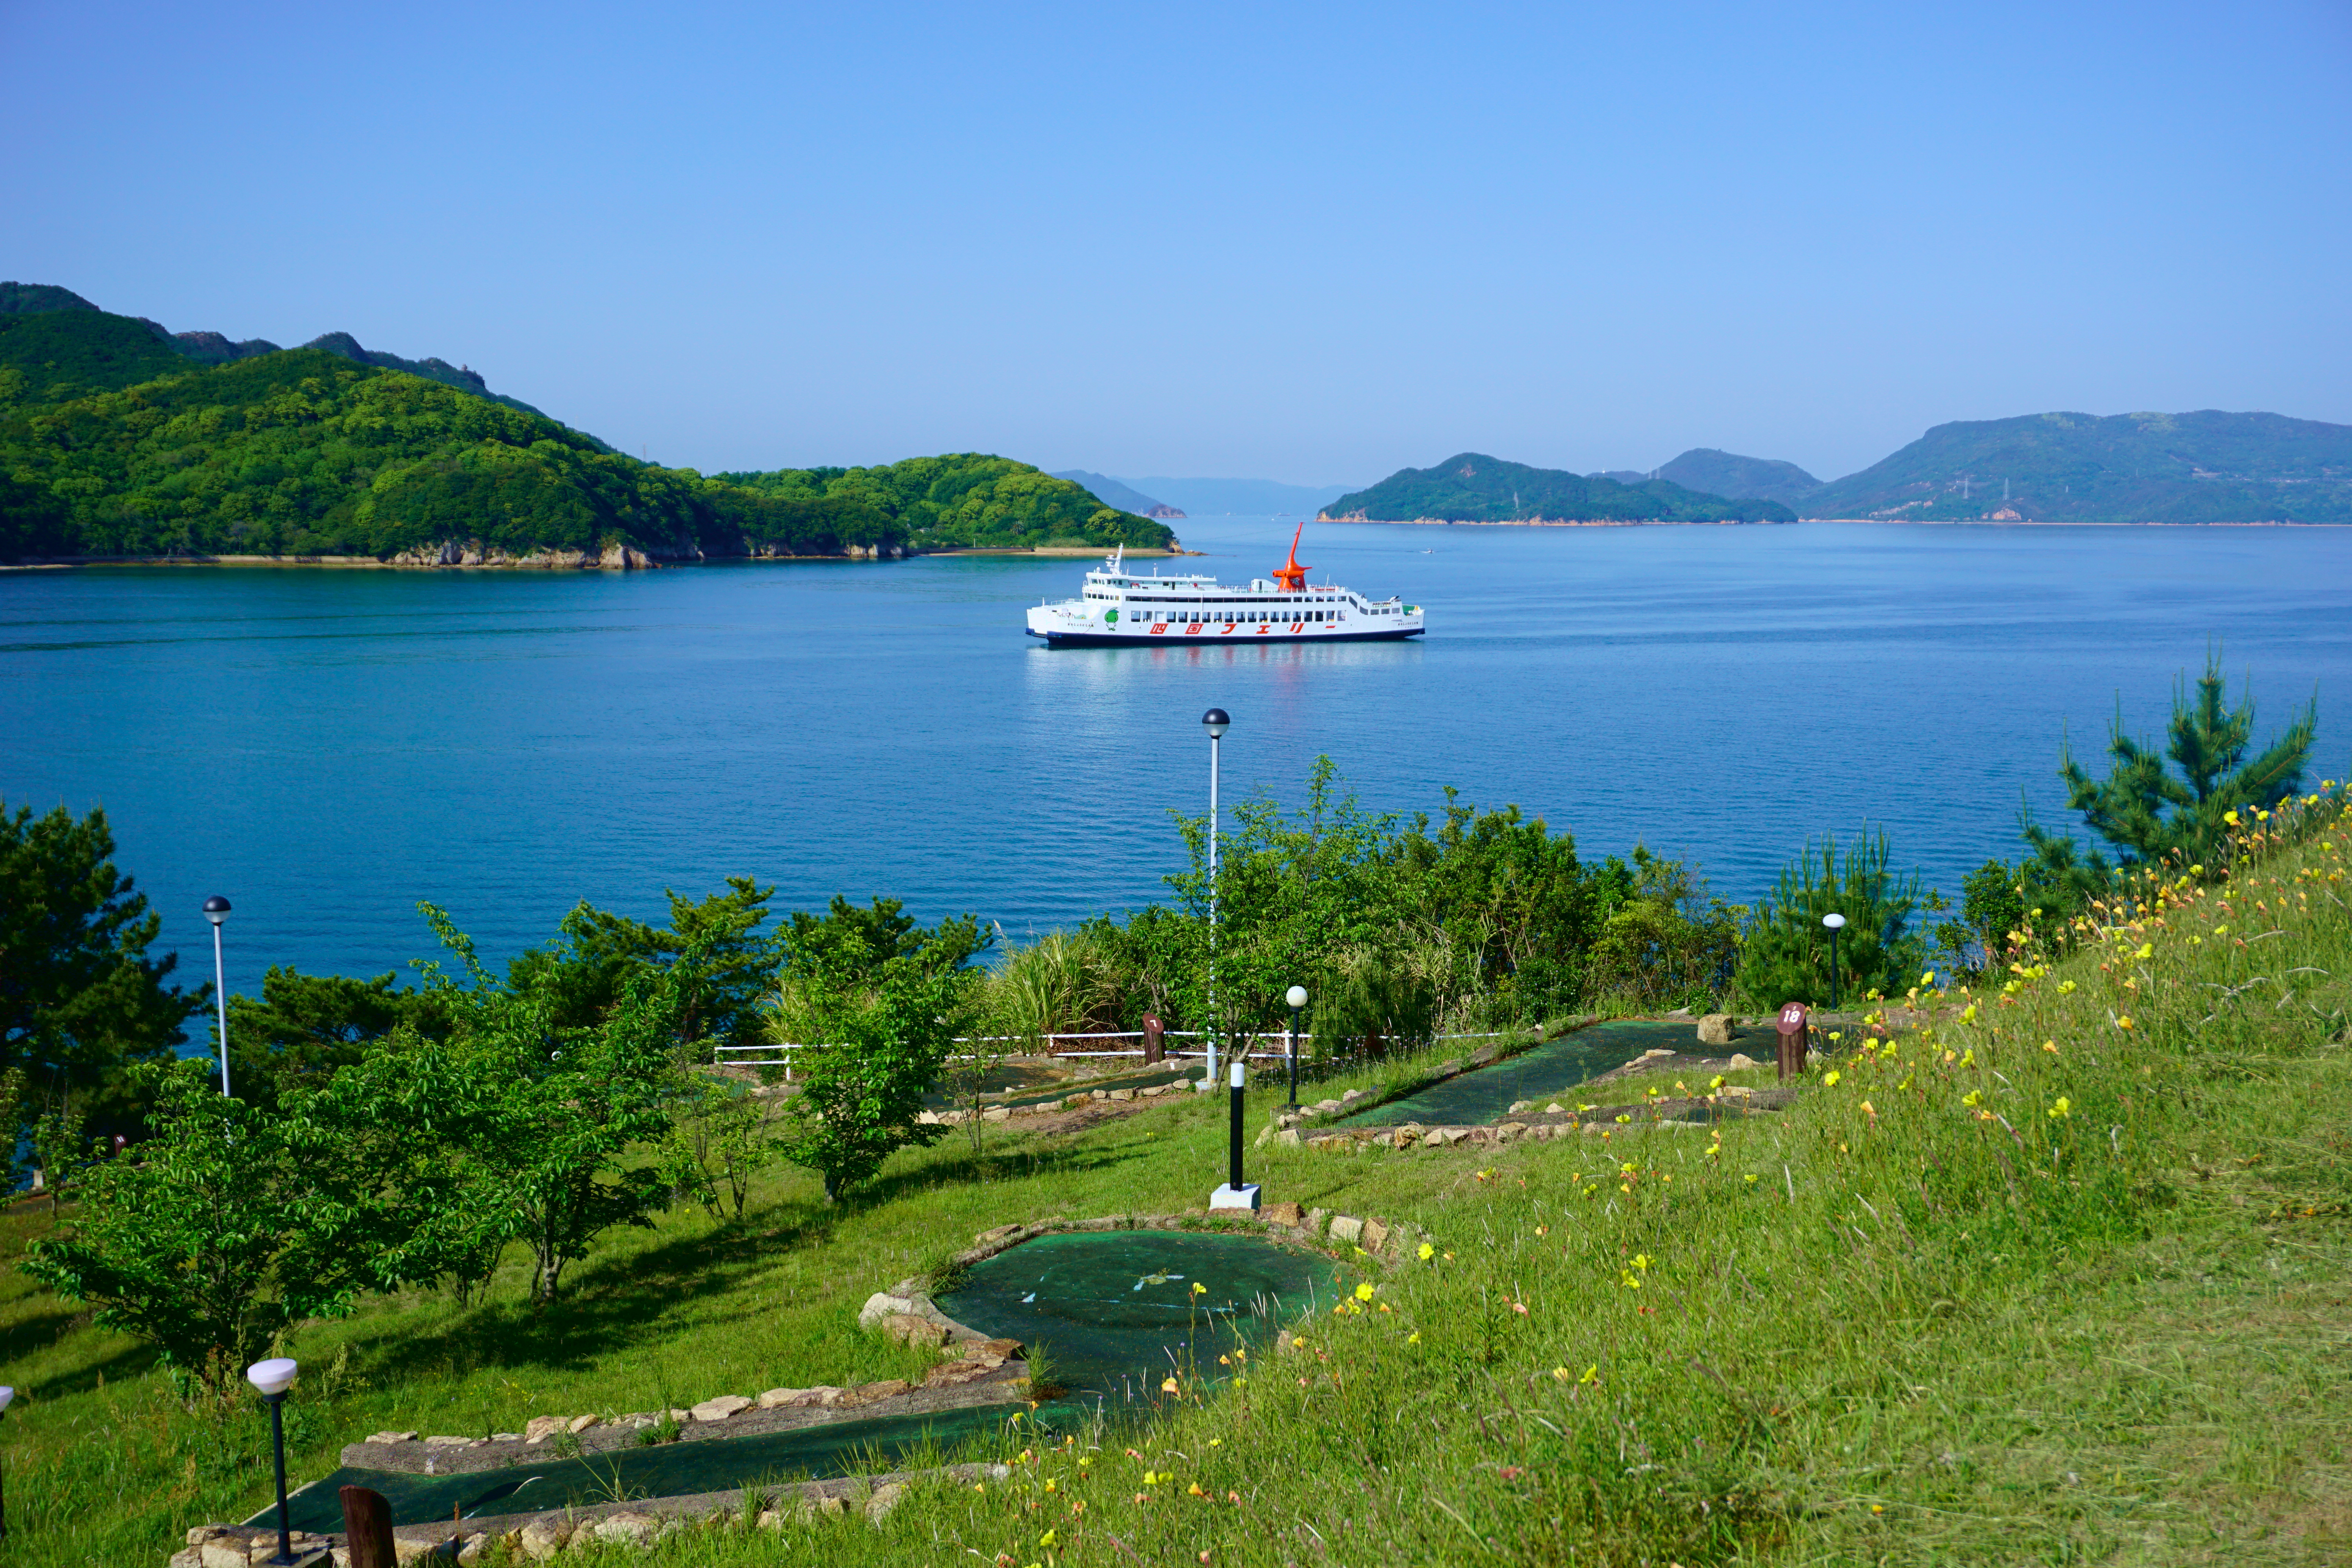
1161;1377;1180;1393
2047;1096;2071;1119
1354;1282;1376;1302
1407;1331;1421;1345
1418;1242;1434;1261
1824;1071;1842;1087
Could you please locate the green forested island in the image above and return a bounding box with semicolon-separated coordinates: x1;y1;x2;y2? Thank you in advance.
1321;452;1797;524
0;288;1172;563
1797;409;2352;522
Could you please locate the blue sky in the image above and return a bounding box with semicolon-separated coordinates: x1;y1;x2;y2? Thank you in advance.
5;1;2346;485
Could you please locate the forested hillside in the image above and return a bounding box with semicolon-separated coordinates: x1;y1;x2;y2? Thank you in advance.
0;297;1167;561
1323;452;1795;524
1802;409;2352;522
1654;447;1823;508
720;457;1175;550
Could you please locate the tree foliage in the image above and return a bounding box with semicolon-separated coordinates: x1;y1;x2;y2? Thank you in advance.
0;800;202;1140
2024;654;2318;902
1735;830;1928;1008
720;454;1174;550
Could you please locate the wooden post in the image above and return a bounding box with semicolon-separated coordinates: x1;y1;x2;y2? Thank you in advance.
1774;1002;1810;1083
340;1485;394;1568
1142;1013;1163;1065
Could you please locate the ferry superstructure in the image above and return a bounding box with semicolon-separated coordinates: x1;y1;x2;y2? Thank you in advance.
1025;526;1425;646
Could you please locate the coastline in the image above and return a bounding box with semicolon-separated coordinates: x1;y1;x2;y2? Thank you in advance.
1318;515;2349;530
0;543;1199;574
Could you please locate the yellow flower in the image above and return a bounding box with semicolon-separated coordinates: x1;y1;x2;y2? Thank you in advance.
1859;1100;1875;1117
1187;1482;1207;1498
1632;1253;1652;1270
1962;1089;1982;1107
1959;1050;1975;1067
1551;1366;1573;1381
2213;926;2228;936
1578;1363;1600;1385
1709;1074;1726;1089
1824;1071;1842;1087
2134;942;2153;960
1044;1478;1057;1492
1191;1281;1207;1295
1960;1004;1978;1024
1743;1173;1758;1183
1615;1113;1632;1124
2225;809;2241;826
1920;971;1936;987
1417;1242;1435;1261
2117;1016;2134;1031
1354;1282;1376;1302
1407;1331;1421;1345
1161;1377;1180;1393
2047;1096;2071;1119
2057;980;2077;994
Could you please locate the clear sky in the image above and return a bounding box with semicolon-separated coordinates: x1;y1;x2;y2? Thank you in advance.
5;1;2347;485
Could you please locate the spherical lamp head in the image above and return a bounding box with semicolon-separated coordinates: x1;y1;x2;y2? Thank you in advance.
1822;913;1847;931
245;1357;298;1397
203;895;232;927
1285;985;1308;1009
1201;708;1230;739
0;1385;14;1413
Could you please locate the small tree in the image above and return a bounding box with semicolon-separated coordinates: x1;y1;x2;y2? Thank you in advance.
24;1065;383;1390
2025;654;2318;900
769;908;977;1203
1735;830;1926;1008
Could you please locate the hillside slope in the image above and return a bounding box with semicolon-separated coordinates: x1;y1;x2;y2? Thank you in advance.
722;458;1174;551
1050;470;1184;517
1655;447;1822;508
1804;409;2352;522
1324;452;1795;524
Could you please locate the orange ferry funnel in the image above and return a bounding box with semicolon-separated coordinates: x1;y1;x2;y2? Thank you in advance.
1272;521;1309;591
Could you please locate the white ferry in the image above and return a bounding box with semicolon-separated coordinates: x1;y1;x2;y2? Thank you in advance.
1025;527;1425;646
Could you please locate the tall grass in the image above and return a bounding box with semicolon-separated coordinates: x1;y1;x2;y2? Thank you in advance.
3;804;2346;1566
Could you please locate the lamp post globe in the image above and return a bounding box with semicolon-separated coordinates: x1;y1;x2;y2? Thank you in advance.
1821;913;1847;1010
203;897;234;1098
1201;710;1230;1083
246;1360;299;1564
0;1384;11;1544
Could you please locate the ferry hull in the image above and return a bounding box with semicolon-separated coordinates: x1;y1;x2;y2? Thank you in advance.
1029;626;1425;646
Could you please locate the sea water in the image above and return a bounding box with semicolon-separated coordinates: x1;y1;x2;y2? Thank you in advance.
5;518;2350;998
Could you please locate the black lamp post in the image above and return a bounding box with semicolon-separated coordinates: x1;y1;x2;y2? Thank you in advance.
204;896;233;1097
247;1357;300;1564
1822;913;1846;1009
1208;1059;1259;1211
1284;984;1307;1108
0;1383;14;1543
1201;709;1229;1087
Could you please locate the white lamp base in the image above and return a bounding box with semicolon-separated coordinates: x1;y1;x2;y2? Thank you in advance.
1209;1183;1261;1211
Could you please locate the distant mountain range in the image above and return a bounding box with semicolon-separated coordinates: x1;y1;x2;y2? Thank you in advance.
1325;454;1794;525
1335;412;2352;526
1050;471;1185;517
0;281;555;422
1121;477;1352;516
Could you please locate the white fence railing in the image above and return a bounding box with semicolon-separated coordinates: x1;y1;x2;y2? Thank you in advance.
715;1029;1512;1080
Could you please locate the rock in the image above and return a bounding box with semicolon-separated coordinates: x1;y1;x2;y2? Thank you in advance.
1508;1100;1532;1114
975;1222;1025;1245
882;1313;947;1349
865;1481;907;1522
1666;1007;1693;1018
1276;1125;1301;1146
1109;1087;1135;1101
1438;1059;1462;1075
1263;1200;1304;1227
758;1387;809;1408
690;1394;754;1422
594;1511;662;1545
757;1508;787;1530
169;1551;202;1568
924;1358;999;1388
1305;1207;1329;1234
1727;1053;1760;1069
1253;1126;1272;1148
858;1290;920;1328
1138;1084;1167;1097
456;1533;491;1565
916;1109;941;1124
1328;1214;1365;1243
850;1378;912;1405
1544;1103;1564;1114
1640;1048;1676;1060
1391;1128;1417;1149
1090;1088;1110;1100
1341;1087;1365;1101
524;1415;569;1444
1370;1131;1395;1148
493;1431;524;1443
567;1413;602;1434
1498;1122;1529;1144
1361;1218;1390;1252
198;1541;249;1568
968;1336;1023;1360
517;1520;573;1560
1697;1014;1736;1045
982;1106;1011;1122
814;1495;850;1517
423;1435;475;1447
396;1537;451;1565
365;1430;419;1444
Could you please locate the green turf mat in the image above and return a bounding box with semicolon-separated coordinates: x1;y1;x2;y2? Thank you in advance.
1339;1020;1776;1127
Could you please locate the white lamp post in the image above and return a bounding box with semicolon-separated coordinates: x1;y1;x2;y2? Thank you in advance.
1821;912;1847;1009
1284;984;1308;1108
1201;708;1229;1087
246;1358;299;1564
204;896;232;1096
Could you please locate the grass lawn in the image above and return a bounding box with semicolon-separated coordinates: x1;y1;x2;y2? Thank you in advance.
4;825;2348;1566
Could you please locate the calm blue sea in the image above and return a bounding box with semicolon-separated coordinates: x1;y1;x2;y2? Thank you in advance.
5;518;2351;1003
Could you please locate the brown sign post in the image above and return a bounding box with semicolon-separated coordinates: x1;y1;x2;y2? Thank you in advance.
1774;1002;1810;1082
1142;1013;1165;1065
340;1485;394;1568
